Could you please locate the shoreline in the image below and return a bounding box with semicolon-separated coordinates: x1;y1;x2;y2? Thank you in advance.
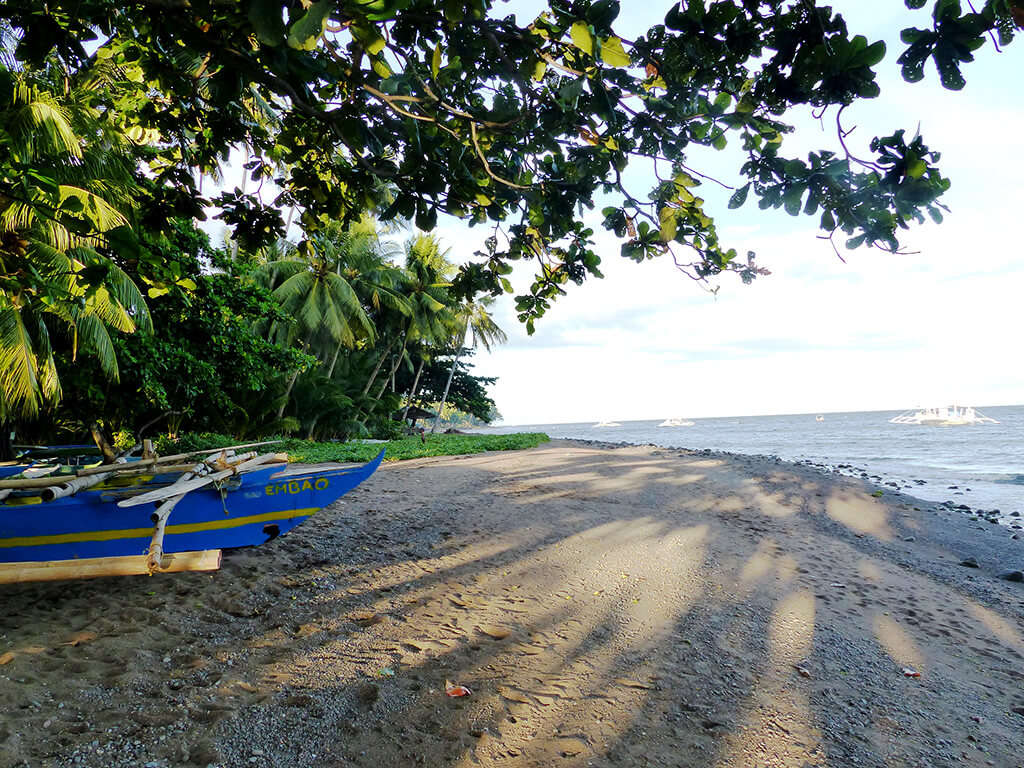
2;439;1023;767
556;436;1024;536
476;412;1024;524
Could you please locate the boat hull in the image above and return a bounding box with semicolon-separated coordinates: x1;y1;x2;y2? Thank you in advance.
0;450;384;564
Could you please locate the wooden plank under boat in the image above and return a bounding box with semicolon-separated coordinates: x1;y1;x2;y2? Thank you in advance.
0;449;385;583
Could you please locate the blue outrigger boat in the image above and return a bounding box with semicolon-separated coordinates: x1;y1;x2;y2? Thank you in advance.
0;447;384;584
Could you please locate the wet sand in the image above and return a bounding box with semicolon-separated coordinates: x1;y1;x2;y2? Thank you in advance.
1;440;1023;768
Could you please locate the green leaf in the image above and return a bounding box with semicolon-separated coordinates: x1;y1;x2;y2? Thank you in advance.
532;60;547;81
353;23;387;55
600;36;630;67
783;184;804;216
431;43;442;78
727;183;750;209
249;0;286;45
570;21;594;56
658;206;678;242
860;40;886;67
287;0;332;50
906;157;927;179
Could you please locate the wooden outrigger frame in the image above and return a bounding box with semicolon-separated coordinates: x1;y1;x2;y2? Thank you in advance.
0;442;292;584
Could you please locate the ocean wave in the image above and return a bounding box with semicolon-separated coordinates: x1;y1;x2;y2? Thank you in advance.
993;474;1024;486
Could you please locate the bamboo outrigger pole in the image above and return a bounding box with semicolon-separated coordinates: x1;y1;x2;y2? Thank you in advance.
0;551;222;584
0;440;285;490
139;452;287;573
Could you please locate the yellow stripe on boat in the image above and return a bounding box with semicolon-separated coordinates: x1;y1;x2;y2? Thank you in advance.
0;507;319;549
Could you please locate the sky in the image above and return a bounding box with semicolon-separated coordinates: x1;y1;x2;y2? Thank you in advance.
428;0;1024;425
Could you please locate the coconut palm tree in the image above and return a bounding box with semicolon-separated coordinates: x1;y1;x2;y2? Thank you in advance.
430;295;507;433
365;233;455;407
0;58;149;430
253;216;408;420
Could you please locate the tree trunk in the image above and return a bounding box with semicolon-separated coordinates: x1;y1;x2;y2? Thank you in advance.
276;368;299;421
400;357;427;422
431;326;468;434
362;335;400;396
374;333;408;402
89;422;117;463
305;414;319;441
325;342;343;379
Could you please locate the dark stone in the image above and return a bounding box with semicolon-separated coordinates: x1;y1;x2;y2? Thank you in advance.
997;571;1024;582
959;557;980;568
1011;511;1021;517
957;504;971;511
356;683;379;707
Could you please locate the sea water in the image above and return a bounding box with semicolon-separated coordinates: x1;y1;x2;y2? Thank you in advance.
478;405;1024;522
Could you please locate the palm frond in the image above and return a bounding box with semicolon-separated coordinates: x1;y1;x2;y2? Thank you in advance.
10;89;82;160
76;313;120;381
0;307;41;418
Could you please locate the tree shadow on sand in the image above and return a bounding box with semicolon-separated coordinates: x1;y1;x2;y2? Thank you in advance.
1;442;1022;767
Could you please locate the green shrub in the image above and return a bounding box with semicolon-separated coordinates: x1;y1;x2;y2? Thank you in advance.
282;432;550;463
154;431;241;454
369;419;407;441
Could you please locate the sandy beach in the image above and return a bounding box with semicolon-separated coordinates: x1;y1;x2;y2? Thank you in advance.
2;439;1023;768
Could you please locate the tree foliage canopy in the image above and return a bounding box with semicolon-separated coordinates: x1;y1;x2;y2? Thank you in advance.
3;0;1017;329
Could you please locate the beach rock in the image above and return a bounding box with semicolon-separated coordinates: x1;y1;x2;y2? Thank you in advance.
997;571;1024;582
959;558;980;568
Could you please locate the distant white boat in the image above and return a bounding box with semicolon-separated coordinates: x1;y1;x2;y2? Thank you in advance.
815;415;825;422
593;420;621;428
889;405;999;426
658;418;694;427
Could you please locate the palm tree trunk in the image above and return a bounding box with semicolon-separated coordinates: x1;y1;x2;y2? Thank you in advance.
325;342;343;378
400;357;427;422
276;340;307;419
306;414;319;441
362;335;400;396
276;368;300;419
373;333;408;402
431;327;468;434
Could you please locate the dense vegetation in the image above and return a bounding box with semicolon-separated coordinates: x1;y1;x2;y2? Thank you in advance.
1;1;1019;455
155;431;550;463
